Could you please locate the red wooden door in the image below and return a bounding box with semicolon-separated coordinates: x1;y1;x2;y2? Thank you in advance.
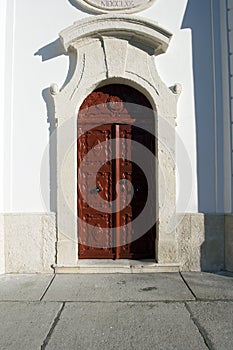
78;85;155;259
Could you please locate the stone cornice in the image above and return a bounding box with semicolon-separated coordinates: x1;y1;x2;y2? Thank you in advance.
59;14;172;55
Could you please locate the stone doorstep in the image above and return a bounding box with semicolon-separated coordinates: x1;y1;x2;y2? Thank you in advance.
53;260;180;273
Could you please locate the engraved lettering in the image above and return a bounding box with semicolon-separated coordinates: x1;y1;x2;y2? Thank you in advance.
99;0;135;7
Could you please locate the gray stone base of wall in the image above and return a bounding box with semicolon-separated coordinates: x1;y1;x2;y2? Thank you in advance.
224;215;233;271
0;213;56;274
0;212;232;273
177;213;233;272
0;215;4;274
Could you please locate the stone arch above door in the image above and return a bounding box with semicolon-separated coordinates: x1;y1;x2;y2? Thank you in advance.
49;14;181;269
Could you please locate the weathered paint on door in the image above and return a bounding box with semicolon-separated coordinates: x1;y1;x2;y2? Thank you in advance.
78;84;156;259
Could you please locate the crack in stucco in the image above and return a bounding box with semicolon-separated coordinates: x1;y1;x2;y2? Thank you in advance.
70;53;86;100
125;70;159;95
99;36;109;79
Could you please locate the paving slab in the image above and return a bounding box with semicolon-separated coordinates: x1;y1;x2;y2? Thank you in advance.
43;273;194;301
187;301;233;350
46;302;208;350
0;301;62;350
0;274;54;301
181;272;233;300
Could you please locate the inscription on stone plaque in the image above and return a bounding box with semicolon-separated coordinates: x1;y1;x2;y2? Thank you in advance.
100;0;134;8
88;0;137;9
73;0;155;13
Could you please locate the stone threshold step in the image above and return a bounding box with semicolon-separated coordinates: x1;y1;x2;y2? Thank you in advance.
53;260;180;273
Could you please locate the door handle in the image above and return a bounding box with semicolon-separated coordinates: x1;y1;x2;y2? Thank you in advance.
95;186;101;193
90;186;101;194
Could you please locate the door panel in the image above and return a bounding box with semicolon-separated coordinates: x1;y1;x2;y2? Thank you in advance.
78;84;156;259
78;124;115;258
116;124;155;259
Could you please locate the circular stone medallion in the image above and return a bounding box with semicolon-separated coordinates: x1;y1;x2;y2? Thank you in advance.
72;0;156;14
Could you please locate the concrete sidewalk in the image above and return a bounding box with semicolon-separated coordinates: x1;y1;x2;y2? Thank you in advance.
0;272;233;350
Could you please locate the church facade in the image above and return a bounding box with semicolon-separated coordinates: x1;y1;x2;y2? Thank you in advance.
0;0;232;274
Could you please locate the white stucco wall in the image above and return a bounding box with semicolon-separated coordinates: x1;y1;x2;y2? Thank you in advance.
0;0;7;273
2;0;226;214
0;0;7;213
144;0;197;213
226;0;233;210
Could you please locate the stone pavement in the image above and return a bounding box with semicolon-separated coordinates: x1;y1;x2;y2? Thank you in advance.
0;272;233;350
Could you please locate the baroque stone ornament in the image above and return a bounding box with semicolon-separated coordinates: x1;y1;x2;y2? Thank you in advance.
48;14;183;270
71;0;157;14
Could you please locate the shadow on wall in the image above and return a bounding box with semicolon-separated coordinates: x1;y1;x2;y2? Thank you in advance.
34;39;65;62
36;40;78;213
42;88;57;213
182;0;224;214
35;38;63;213
201;214;225;272
178;213;227;272
182;0;227;272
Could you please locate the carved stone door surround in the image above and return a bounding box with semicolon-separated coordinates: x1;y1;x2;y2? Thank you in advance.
49;14;181;268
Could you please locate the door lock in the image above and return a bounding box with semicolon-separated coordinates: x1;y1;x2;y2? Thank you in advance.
95;186;101;193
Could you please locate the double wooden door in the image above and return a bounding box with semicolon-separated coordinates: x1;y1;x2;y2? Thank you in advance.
78;85;155;259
